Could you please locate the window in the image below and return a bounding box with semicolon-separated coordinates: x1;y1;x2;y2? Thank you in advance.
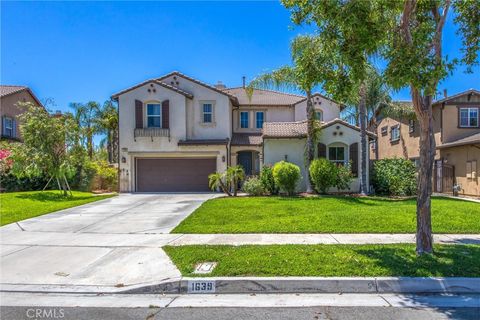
328;146;345;165
371;140;377;151
240;111;249;128
459;107;479;127
467;160;477;180
409;119;415;133
2;117;14;137
255;111;264;129
381;126;388;136
202;103;213;123
390;125;400;142
315;110;323;121
146;103;161;128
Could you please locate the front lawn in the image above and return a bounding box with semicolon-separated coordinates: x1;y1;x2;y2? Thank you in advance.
0;190;116;226
172;196;480;234
164;244;480;277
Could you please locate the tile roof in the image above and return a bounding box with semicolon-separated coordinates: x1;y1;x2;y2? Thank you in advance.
433;89;480;105
111;79;193;99
1;85;27;97
231;132;263;146
222;87;305;106
263;120;308;138
157;71;238;103
437;132;480;149
263;118;376;139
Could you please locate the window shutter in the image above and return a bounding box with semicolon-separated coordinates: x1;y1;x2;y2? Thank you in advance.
162;100;169;129
12;119;17;138
135;100;143;129
349;142;359;177
317;143;327;158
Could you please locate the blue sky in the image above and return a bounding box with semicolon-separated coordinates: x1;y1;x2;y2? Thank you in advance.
2;1;479;114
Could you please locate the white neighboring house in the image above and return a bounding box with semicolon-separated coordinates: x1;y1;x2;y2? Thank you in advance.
112;71;375;192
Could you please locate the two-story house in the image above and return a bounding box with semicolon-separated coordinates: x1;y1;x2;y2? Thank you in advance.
112;71;375;193
0;85;44;141
373;89;480;197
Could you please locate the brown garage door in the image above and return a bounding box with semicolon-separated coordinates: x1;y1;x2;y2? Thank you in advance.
136;158;216;192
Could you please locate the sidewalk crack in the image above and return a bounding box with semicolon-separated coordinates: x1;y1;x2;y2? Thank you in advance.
329;234;340;243
379;295;392;307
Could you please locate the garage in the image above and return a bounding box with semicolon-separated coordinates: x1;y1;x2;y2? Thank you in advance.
135;158;216;192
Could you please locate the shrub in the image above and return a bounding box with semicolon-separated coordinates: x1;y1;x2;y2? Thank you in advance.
372;158;417;196
91;161;118;191
335;163;353;191
309;158;337;194
241;176;265;196
272;161;301;196
260;165;278;195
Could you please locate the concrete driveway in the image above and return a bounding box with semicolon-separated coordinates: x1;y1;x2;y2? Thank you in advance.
0;193;219;292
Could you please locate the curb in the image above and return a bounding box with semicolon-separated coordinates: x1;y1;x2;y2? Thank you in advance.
3;277;479;295
122;277;480;295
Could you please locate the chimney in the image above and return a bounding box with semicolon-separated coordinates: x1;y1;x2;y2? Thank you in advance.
443;89;448;99
242;76;246;88
214;81;226;90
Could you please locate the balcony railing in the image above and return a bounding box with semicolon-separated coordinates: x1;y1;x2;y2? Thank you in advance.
134;127;170;139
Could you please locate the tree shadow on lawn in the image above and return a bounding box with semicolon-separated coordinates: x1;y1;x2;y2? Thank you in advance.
355;245;480;277
15;192;92;202
276;195;415;206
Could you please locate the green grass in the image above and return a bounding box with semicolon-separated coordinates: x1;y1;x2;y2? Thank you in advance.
164;244;480;277
172;196;480;234
0;190;116;226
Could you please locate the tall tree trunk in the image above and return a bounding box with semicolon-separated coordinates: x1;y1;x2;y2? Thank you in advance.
412;89;434;254
107;130;112;163
359;83;368;195
113;128;119;163
305;90;315;193
87;128;93;160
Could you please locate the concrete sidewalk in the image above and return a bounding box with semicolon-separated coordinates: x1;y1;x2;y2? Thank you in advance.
2;230;479;247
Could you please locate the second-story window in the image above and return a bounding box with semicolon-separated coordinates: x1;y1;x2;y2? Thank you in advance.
390;125;400;142
147;103;161;128
459;107;479;127
240;111;249;128
203;103;213;123
315;110;323;121
255;111;264;129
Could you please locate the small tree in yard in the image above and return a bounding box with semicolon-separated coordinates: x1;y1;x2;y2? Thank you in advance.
208;165;245;196
11;102;78;196
248;35;329;193
282;0;480;255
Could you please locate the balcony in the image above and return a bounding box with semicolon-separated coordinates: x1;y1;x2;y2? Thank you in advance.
134;128;170;139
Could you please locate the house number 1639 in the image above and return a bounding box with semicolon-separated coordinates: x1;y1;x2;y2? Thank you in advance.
188;280;216;293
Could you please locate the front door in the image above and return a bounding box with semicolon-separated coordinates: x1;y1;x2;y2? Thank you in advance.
237;152;253;175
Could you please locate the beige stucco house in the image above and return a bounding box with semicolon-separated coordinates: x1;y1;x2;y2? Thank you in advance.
0;85;44;142
112;71;374;193
373;89;480;197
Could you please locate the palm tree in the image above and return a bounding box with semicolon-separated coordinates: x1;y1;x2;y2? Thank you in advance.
69;101;100;159
94;100;119;163
208;172;231;196
248;35;326;193
227;165;245;196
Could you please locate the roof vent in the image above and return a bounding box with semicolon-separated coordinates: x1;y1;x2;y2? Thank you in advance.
214;81;226;90
443;89;448;99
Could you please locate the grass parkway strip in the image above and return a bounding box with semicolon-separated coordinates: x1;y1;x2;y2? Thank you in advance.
164;244;480;277
0;190;116;226
172;196;480;234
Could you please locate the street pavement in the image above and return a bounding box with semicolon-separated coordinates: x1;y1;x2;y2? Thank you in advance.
1;292;479;320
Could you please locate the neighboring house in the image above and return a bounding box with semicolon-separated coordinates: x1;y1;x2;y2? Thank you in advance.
0;85;43;141
373;89;480;197
112;71;375;193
